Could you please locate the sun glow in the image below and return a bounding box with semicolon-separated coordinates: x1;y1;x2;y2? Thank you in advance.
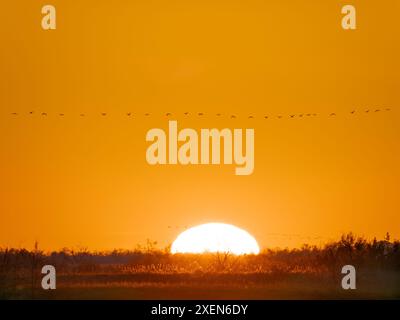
171;223;260;255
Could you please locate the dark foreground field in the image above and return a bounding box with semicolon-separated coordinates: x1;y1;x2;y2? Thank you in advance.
29;272;400;300
1;234;399;299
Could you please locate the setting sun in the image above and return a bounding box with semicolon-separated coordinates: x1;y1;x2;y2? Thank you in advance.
171;223;260;255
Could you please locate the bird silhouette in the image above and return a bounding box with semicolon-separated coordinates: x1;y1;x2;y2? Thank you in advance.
59;113;64;116
11;112;18;115
290;115;295;118
306;114;311;117
374;109;380;112
184;112;189;115
385;108;391;111
198;113;204;116
277;115;282;119
145;113;150;116
365;110;370;113
231;115;236;119
29;111;34;114
248;115;254;119
41;112;47;116
330;113;336;116
166;113;172;116
350;110;355;114
126;112;131;116
264;116;268;119
80;114;85;117
101;113;107;116
216;113;221;116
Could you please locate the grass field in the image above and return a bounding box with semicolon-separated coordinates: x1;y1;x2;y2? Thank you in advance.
1;234;399;300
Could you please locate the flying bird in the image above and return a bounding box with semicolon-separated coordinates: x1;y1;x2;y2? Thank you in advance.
374;109;380;112
29;111;34;114
126;112;131;116
145;113;150;116
41;112;47;116
184;112;189;115
290;115;295;118
330;113;336;116
264;116;268;119
198;113;204;116
216;113;221;116
11;112;18;115
231;115;236;119
59;113;64;116
166;113;172;116
365;110;370;113
277;115;282;119
350;110;355;114
248;115;254;119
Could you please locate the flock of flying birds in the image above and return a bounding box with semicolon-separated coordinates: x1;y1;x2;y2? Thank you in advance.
8;108;391;119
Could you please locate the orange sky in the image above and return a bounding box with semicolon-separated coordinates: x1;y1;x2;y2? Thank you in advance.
0;0;399;250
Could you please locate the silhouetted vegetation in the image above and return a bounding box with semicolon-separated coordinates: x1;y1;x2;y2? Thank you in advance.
1;233;399;299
